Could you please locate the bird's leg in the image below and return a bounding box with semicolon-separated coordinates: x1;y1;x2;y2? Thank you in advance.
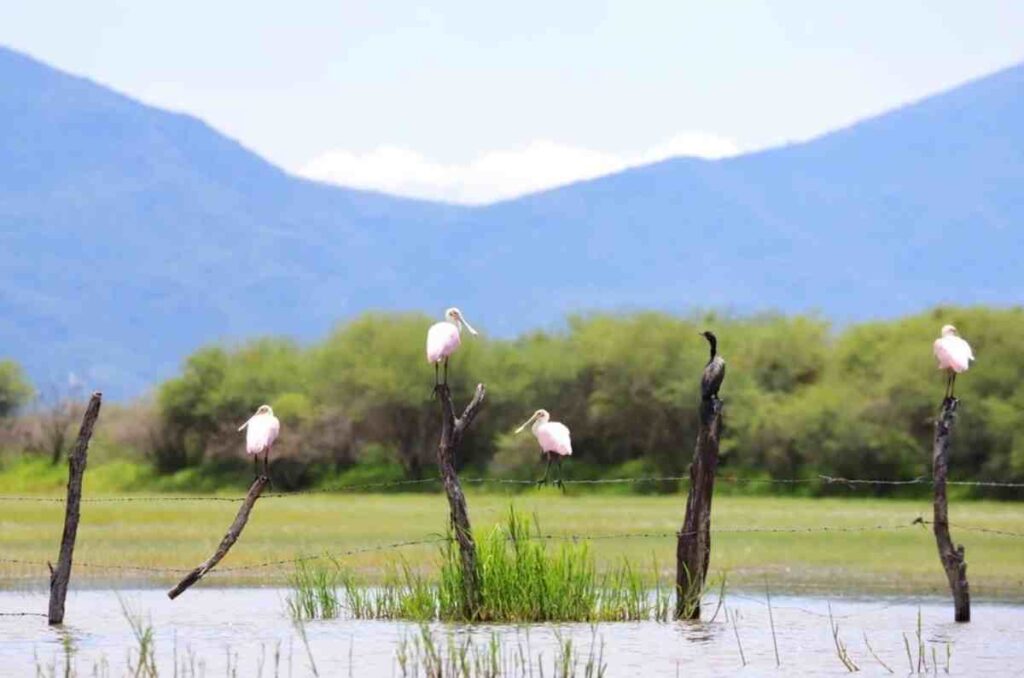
253;455;258;481
263;448;273;491
555;457;565;491
431;362;441;399
536;453;552;487
443;357;449;386
950;372;957;400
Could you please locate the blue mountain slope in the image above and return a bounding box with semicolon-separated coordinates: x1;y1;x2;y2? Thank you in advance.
0;47;465;395
458;62;1024;335
1;46;1022;397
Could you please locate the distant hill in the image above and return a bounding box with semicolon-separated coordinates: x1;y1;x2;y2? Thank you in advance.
1;46;1022;398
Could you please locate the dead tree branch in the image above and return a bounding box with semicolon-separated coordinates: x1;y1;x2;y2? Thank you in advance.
436;383;486;619
932;396;970;622
168;476;269;599
48;392;102;625
676;394;723;620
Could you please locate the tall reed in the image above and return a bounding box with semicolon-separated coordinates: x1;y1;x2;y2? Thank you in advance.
394;624;607;678
289;506;673;623
286;557;342;620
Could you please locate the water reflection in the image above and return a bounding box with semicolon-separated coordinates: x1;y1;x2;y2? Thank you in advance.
1;588;1022;676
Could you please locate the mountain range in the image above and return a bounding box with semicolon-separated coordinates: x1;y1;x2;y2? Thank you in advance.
1;46;1022;398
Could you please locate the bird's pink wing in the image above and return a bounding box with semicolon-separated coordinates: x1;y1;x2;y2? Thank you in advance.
934;337;972;373
538;422;572;457
948;337;974;372
426;322;461;363
268;416;280;446
246;414;277;455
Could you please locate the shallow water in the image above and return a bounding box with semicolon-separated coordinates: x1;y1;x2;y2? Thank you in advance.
2;588;1023;676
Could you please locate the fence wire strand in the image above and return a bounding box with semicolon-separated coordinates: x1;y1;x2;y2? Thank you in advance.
1;473;1022;504
1;517;1018;578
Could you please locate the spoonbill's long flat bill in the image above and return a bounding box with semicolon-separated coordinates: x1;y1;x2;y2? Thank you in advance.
515;409;572;488
239;404;280;479
426;307;478;386
933;324;975;399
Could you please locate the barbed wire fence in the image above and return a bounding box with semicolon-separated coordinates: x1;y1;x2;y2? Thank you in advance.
0;473;1021;504
1;472;1022;621
1;515;1021;580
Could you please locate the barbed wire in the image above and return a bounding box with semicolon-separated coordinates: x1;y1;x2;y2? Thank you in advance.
1;473;1022;504
3;517;1017;578
215;536;452;573
920;522;1024;538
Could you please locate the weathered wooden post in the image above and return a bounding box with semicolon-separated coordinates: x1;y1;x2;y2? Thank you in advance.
435;382;486;619
48;392;102;625
676;331;725;620
932;396;970;622
168;476;269;599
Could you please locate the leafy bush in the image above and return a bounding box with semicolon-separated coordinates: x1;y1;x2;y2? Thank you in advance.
12;305;1015;493
0;360;33;418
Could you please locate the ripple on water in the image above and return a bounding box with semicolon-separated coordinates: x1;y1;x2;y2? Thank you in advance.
2;588;1023;676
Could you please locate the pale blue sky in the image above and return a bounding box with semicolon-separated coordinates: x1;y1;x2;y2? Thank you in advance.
4;1;1024;202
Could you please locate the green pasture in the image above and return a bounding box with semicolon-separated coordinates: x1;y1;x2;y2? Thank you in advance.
1;491;1021;598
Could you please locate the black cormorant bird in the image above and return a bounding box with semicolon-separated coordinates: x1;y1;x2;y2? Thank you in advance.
699;331;726;401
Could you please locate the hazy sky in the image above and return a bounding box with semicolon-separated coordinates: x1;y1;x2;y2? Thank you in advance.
4;1;1024;203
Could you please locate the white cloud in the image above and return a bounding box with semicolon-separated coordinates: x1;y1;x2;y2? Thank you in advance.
296;133;739;204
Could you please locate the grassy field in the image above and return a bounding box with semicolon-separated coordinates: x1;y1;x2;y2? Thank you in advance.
2;488;1022;598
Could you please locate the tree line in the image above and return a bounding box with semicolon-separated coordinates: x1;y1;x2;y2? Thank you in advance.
3;306;1023;493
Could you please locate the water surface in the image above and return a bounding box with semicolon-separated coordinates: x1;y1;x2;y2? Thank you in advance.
2;588;1022;676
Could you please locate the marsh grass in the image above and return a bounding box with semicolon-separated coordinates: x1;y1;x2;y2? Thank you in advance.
286;556;343;620
828;602;859;672
901;607;952;675
440;508;669;622
395;624;607;678
119;597;157;678
287;507;673;623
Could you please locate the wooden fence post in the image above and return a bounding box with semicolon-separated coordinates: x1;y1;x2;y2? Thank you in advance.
675;395;723;619
48;392;102;625
436;383;486;619
932;396;970;622
168;476;269;599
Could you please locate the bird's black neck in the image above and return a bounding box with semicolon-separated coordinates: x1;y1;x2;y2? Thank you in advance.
705;334;717;361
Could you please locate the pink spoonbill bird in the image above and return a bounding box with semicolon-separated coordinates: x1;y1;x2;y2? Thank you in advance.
426;307;478;387
933;324;975;399
515;409;572;488
238;404;280;480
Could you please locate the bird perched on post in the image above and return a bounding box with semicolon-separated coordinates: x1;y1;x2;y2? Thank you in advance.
933;324;974;399
238;405;280;480
515;409;572;488
426;307;478;387
699;331;726;401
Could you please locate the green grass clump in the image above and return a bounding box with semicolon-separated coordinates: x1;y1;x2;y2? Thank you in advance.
396;624;607;678
291;507;672;623
286;557;342;620
438;507;669;622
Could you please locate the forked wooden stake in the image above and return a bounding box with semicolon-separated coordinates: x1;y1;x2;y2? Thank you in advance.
48;392;102;625
168;475;269;599
435;382;486;619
